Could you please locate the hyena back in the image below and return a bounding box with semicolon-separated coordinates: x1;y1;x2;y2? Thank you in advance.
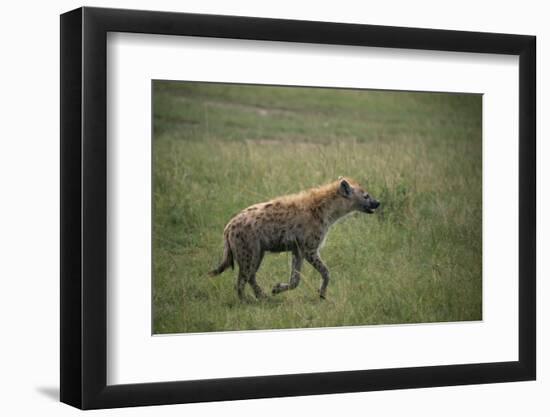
209;177;379;300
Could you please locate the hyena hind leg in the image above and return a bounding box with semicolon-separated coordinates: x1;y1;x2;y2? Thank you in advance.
272;252;303;295
236;272;266;301
236;270;248;300
248;250;267;300
235;248;265;301
249;274;267;300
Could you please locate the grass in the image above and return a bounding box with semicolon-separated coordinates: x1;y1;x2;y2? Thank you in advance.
152;81;482;334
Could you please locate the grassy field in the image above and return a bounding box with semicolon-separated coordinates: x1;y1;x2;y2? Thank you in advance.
152;81;482;334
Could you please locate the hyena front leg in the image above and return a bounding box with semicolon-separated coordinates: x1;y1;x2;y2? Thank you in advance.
304;251;330;299
272;250;303;295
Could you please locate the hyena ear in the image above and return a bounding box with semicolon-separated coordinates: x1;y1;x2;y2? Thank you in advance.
339;179;352;198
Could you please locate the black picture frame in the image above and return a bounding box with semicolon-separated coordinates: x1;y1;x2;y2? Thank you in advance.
60;6;536;410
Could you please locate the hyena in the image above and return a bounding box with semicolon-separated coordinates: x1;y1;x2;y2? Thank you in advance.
209;177;380;300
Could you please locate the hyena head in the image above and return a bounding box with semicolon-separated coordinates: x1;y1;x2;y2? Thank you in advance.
337;177;380;214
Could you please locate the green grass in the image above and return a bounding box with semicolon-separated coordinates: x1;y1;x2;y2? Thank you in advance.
152;81;482;334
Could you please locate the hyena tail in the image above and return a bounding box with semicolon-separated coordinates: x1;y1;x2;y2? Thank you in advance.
208;236;234;276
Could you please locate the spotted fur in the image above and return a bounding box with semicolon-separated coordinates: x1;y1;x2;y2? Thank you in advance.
209;177;380;300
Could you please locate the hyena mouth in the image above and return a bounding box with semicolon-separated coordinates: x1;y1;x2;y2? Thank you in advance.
364;207;376;214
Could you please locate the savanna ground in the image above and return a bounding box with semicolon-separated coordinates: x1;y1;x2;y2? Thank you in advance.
153;81;482;334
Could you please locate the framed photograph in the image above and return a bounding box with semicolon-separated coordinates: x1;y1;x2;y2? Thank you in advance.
60;6;536;410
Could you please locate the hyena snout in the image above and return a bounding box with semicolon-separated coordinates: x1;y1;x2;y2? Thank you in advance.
362;198;380;214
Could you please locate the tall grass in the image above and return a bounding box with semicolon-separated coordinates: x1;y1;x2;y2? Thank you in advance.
152;81;482;334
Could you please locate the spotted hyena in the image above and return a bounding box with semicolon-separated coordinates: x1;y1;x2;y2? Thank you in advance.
209;177;380;300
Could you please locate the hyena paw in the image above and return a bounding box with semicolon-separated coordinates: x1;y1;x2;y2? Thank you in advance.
272;283;284;295
255;290;268;300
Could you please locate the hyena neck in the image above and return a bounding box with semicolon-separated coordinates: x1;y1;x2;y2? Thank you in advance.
314;194;354;226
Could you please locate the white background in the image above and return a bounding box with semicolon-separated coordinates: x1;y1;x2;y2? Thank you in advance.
108;34;519;384
0;0;546;416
